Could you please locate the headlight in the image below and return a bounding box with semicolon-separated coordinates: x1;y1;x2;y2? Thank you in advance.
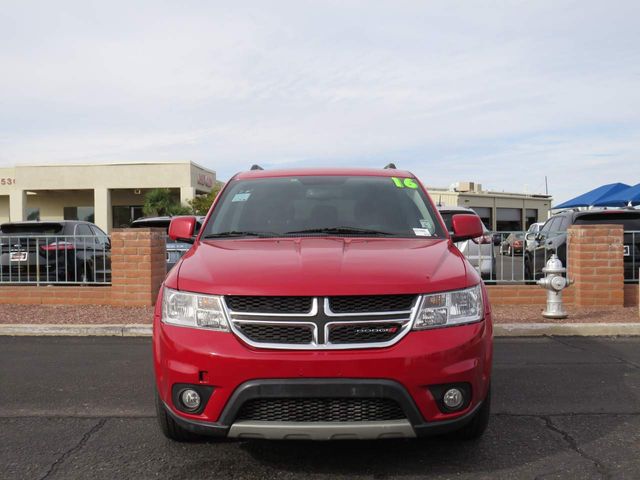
412;284;483;330
162;287;230;331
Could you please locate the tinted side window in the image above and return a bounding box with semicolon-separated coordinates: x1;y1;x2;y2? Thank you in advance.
541;218;557;233
75;224;93;236
556;216;570;232
90;226;110;246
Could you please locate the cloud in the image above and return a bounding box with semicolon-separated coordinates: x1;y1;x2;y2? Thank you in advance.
0;0;639;204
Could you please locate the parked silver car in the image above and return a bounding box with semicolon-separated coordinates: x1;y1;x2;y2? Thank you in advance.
437;206;495;280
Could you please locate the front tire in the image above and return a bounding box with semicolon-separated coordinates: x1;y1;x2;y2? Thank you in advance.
524;256;534;281
155;390;204;442
447;386;491;441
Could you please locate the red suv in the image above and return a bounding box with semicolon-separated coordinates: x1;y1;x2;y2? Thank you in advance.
153;168;493;442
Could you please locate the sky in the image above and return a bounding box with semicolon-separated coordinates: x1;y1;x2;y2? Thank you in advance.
1;0;639;204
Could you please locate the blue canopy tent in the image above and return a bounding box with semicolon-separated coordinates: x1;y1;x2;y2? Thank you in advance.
592;183;640;207
553;183;631;210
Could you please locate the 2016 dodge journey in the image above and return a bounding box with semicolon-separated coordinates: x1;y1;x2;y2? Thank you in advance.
153;167;493;442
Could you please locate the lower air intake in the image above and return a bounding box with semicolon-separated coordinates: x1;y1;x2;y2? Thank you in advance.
236;398;406;422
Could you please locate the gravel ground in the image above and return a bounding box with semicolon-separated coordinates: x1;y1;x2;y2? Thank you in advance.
0;304;636;324
493;305;639;323
0;305;154;324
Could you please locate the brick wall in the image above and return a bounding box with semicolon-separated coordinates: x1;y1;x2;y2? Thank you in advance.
567;225;624;307
110;229;166;307
485;285;575;306
0;286;111;305
0;228;166;307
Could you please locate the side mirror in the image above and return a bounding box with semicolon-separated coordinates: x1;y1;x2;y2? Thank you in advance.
451;214;484;242
525;233;536;242
168;216;197;243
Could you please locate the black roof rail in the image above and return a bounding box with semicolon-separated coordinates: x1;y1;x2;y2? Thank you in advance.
384;163;397;169
250;164;264;171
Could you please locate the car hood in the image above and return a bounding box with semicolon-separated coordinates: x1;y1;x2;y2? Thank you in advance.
171;237;475;296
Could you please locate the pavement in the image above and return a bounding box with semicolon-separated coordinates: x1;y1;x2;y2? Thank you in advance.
1;336;639;480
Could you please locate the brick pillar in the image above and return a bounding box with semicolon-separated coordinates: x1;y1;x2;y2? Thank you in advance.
567;225;624;307
110;228;166;306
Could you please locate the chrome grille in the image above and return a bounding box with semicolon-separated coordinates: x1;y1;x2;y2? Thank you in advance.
225;296;313;314
225;295;418;350
236;322;313;344
236;398;406;422
329;295;416;313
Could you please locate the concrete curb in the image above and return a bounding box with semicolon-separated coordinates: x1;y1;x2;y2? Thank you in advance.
494;322;640;337
0;323;639;337
0;324;153;336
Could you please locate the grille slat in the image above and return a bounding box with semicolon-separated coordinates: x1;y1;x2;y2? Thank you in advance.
226;296;313;314
236;398;406;422
236;323;313;344
329;295;416;313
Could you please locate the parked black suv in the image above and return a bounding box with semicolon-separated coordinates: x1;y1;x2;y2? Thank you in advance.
131;216;204;271
525;209;640;281
0;221;111;283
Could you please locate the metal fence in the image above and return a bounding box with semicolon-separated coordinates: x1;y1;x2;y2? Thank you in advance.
624;230;639;283
461;230;565;285
464;229;640;284
0;235;111;285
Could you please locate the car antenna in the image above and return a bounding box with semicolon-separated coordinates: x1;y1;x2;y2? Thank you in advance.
383;163;397;169
250;164;264;171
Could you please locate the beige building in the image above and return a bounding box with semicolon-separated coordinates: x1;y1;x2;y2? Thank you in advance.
428;181;552;231
0;161;216;232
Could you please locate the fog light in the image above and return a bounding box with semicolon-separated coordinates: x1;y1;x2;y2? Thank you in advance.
443;388;464;409
180;389;201;411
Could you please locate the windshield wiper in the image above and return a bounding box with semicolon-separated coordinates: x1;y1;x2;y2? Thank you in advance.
203;231;279;239
285;226;395;236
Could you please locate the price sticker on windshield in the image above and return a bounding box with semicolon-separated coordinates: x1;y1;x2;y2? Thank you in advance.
391;177;418;189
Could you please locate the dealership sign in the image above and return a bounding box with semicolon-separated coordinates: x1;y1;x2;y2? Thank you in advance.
197;173;213;188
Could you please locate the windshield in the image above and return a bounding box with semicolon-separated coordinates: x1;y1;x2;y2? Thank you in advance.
574;212;640;230
0;223;64;235
202;176;444;238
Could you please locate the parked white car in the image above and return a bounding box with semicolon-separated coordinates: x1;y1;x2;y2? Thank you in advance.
525;222;545;250
437;206;495;280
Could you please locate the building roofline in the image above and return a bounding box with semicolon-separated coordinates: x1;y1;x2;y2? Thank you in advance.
427;186;552;200
6;160;214;173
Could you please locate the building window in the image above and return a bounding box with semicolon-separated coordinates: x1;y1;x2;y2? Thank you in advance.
64;206;95;223
525;209;538;229
26;208;40;221
496;208;522;231
113;206;144;228
469;207;492;230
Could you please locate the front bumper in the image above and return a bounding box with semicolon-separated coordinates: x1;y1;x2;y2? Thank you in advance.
154;311;493;439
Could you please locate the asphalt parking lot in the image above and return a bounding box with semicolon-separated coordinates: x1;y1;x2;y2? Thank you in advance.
1;336;638;480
